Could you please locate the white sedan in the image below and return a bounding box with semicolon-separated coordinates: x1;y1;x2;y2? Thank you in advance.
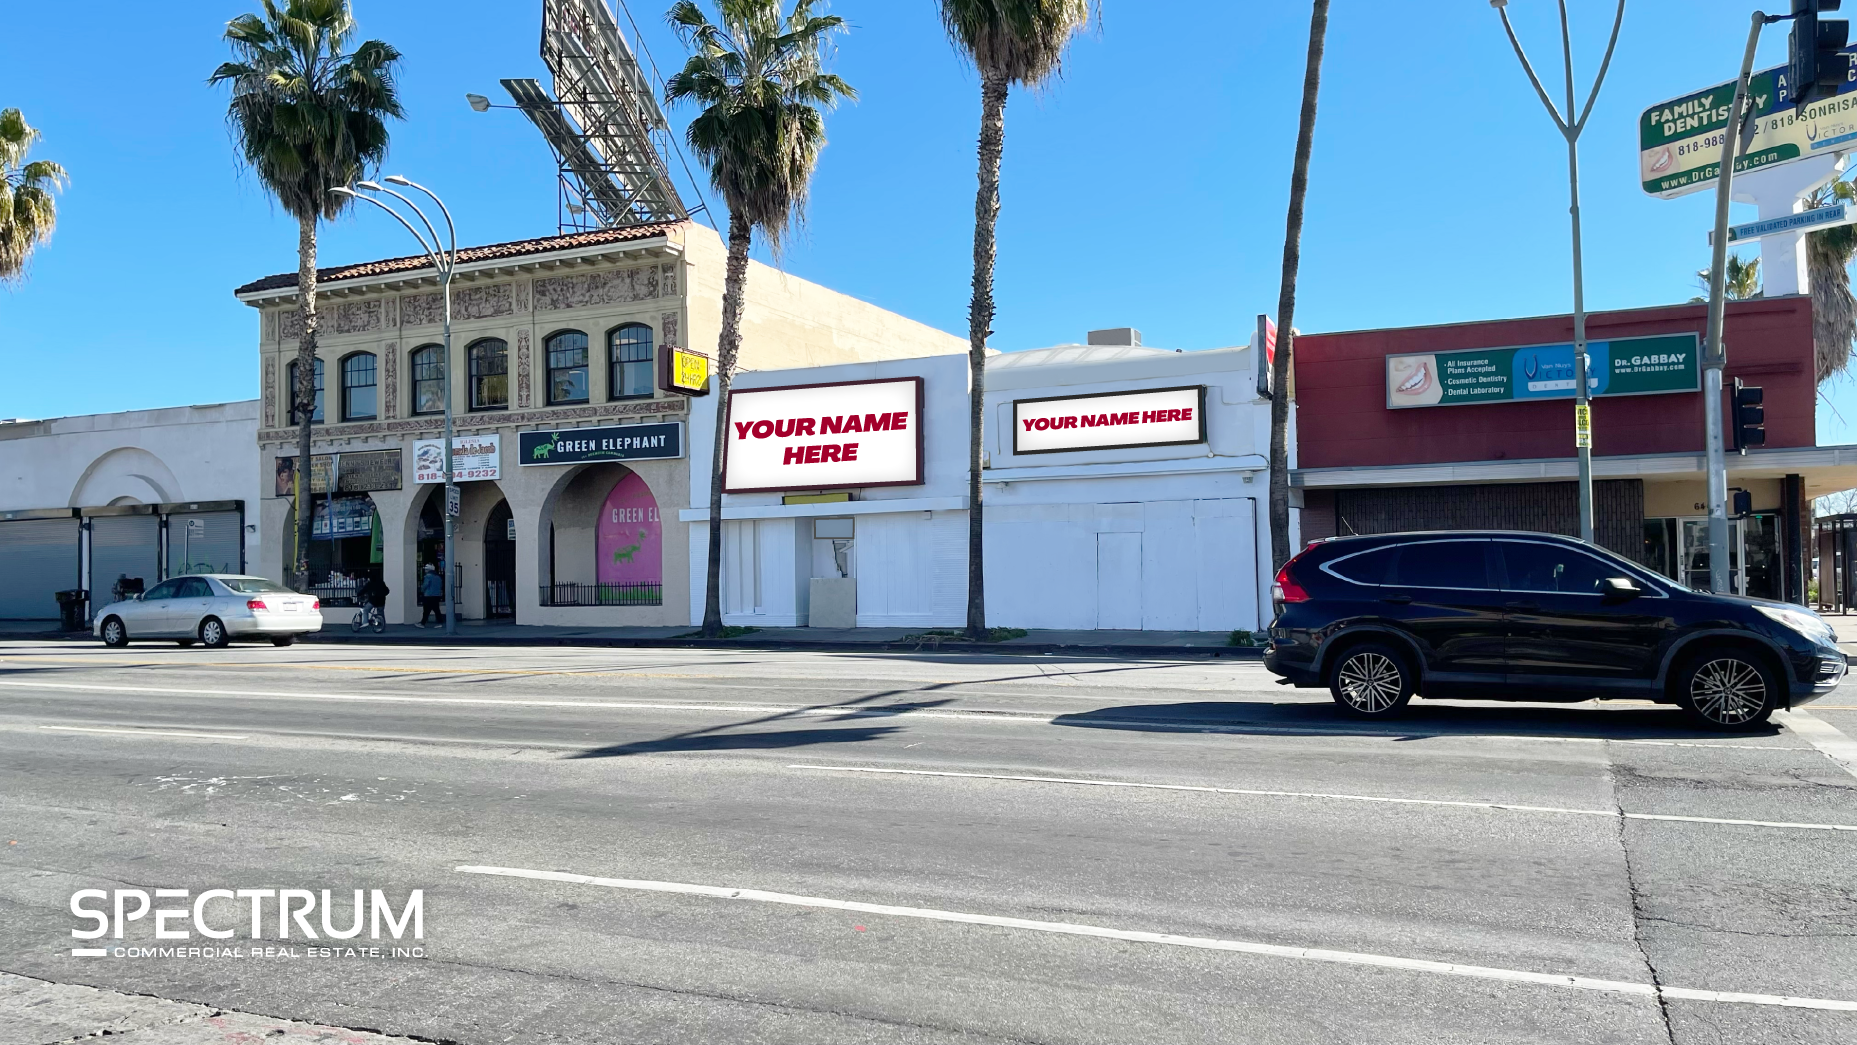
93;575;323;648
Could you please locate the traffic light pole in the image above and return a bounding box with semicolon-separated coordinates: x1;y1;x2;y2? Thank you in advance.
1702;12;1778;594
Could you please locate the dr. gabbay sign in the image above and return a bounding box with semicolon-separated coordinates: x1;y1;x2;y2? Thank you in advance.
1013;386;1206;454
724;377;922;493
1386;333;1699;410
413;434;500;483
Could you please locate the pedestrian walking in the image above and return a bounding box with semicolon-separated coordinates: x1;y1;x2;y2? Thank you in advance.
417;563;444;627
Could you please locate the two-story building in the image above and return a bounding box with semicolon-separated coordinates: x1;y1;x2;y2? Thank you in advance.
234;221;965;626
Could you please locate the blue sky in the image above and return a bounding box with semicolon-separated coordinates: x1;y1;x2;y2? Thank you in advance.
4;1;1856;439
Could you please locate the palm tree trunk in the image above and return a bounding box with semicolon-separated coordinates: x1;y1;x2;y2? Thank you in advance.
703;210;754;637
294;214;319;591
1810;231;1857;383
1268;0;1330;571
965;73;1008;642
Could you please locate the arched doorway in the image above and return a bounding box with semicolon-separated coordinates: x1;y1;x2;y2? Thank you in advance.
594;472;662;604
282;495;381;604
485;499;515;619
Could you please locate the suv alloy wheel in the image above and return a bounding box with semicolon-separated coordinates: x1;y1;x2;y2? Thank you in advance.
1328;643;1415;717
1678;651;1777;730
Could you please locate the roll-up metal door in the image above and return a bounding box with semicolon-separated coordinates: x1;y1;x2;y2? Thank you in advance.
0;518;80;619
90;514;160;599
167;511;243;575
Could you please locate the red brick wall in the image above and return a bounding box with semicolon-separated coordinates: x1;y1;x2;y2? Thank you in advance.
1292;297;1814;470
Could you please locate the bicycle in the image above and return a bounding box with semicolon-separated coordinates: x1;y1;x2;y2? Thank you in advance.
351;601;385;634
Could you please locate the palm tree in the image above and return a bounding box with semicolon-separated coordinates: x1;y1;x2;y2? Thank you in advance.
0;108;68;285
667;0;855;638
1807;178;1857;384
211;0;402;590
1267;0;1330;572
938;0;1095;640
1689;254;1760;303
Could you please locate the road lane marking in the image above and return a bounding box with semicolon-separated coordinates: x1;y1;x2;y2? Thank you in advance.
454;864;1857;1011
0;679;1809;750
1778;710;1857;780
788;765;1857;833
69;948;108;957
38;725;250;740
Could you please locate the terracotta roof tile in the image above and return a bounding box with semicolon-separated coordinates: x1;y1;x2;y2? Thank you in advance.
234;221;686;296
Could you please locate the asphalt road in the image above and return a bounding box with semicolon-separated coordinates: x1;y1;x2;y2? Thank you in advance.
2;639;1855;1045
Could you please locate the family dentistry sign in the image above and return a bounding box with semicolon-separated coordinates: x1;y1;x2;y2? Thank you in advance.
1385;334;1700;410
1639;54;1857;199
723;377;924;493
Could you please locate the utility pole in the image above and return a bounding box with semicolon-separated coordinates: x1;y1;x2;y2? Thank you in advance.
1492;0;1627;545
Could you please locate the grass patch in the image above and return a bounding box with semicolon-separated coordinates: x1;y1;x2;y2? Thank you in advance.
675;625;762;639
1228;630;1267;647
901;627;1028;644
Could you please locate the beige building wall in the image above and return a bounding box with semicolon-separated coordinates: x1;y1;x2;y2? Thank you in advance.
242;221;962;628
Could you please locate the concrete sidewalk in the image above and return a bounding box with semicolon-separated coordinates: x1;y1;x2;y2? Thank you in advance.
0;615;1257;658
2;971;426;1044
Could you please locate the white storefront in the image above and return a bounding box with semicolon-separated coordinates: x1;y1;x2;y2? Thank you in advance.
0;401;263;621
982;344;1275;632
685;340;1277;632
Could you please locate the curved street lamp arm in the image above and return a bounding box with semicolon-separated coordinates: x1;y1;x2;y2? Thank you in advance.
335;188;443;273
1573;0;1628;135
397;179;458;264
372;185;450;278
1498;7;1571;136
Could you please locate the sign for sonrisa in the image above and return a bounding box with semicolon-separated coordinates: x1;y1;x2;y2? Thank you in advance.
1013;386;1207;454
724;377;924;492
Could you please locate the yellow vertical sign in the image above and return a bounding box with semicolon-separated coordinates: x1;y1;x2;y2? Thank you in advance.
1574;402;1592;448
672;348;711;394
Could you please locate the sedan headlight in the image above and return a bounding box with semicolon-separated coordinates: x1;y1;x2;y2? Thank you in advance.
1755;604;1836;645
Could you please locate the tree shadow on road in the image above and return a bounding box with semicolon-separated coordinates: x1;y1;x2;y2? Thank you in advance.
567;724;905;758
1052;700;1785;742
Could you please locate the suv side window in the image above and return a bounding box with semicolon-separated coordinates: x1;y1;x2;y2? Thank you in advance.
142;580;182;601
1498;541;1613;594
1326;545;1399;585
1392;540;1490;589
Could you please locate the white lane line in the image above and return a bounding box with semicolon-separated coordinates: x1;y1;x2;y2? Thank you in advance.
0;679;1801;751
1778;710;1857;781
454;864;1857;1011
70;948;108;957
788;764;1857;833
38;725;250;740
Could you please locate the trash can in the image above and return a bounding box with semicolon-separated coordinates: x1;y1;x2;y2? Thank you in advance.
55;589;88;632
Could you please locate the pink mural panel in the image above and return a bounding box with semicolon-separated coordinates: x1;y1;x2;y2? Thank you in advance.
596;472;662;586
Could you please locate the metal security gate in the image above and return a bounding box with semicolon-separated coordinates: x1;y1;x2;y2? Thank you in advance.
89;513;160;601
167;510;243;576
0;517;79;619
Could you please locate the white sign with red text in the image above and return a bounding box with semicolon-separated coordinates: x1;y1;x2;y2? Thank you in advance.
724;377;923;492
413;434;500;483
1013;386;1206;454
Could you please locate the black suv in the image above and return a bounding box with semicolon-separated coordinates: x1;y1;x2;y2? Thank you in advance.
1263;530;1846;730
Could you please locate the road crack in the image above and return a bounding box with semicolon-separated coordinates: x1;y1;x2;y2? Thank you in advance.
1607;743;1678;1045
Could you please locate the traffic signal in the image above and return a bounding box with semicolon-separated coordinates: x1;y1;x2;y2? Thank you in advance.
1732;489;1754;518
1733;379;1765;452
1791;1;1850;109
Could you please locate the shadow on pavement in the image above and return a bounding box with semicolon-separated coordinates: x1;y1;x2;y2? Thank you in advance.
568;725;903;758
1052;700;1784;742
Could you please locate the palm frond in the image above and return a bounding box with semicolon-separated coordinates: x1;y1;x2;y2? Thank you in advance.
0;107;66;284
937;0;1096;88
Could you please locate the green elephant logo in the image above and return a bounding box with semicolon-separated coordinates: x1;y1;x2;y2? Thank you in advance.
532;440;554;461
611;530;649;565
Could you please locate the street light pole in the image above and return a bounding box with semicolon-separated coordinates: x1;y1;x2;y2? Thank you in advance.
1493;0;1626;545
332;179;461;636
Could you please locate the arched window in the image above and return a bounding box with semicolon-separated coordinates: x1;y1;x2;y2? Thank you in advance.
608;323;654;400
468;338;508;411
340;352;378;421
286;358;324;424
410;344;445;415
546;330;589;405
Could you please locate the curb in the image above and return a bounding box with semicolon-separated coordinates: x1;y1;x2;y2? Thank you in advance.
1;628;1263;660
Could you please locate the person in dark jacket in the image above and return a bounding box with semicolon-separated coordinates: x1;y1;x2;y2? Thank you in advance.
359;574;390;611
417;563;444;627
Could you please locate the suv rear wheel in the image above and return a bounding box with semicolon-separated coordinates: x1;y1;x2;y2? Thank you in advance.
1677;650;1778;731
1327;643;1415;717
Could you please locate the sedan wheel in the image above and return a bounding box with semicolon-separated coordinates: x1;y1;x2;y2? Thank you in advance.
1328;643;1415;717
199;617;230;649
1681;653;1775;730
100;617;128;648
